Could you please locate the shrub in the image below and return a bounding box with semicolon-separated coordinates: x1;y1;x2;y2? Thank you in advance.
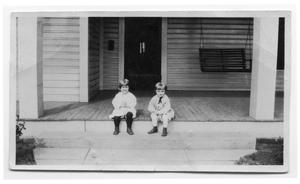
16;115;36;165
235;138;283;165
16;115;26;141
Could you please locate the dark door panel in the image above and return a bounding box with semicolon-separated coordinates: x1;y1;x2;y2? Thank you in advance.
125;18;162;90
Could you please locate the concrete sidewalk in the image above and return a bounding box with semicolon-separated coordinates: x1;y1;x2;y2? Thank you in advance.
33;131;256;171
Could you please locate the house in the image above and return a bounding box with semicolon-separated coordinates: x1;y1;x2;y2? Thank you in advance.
14;12;288;121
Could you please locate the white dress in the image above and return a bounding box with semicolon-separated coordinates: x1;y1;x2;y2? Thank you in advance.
109;92;137;119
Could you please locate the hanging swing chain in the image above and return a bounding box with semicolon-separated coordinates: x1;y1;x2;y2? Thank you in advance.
199;19;204;48
245;18;252;50
244;18;252;70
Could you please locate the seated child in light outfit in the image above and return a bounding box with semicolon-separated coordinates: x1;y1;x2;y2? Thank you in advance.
147;82;175;137
109;79;137;135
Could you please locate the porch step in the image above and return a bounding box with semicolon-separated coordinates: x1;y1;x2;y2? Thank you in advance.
33;147;256;169
35;131;256;150
22;121;284;169
22;121;284;139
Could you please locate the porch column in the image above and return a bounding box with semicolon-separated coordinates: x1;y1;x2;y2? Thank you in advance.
18;17;43;119
249;17;279;120
79;17;89;102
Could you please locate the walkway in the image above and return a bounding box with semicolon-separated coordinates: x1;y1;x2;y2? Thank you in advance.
33;131;256;170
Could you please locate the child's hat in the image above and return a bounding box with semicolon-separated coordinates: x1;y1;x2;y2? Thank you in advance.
118;79;129;89
155;82;167;90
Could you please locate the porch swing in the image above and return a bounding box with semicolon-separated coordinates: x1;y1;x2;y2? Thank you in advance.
199;19;252;72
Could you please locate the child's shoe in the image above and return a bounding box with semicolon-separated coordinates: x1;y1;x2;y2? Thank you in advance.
113;127;120;135
147;126;158;134
161;127;168;137
127;127;134;135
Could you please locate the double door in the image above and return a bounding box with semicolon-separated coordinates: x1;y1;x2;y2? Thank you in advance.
124;18;162;90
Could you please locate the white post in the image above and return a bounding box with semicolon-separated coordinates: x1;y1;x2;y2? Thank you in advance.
80;17;89;102
161;18;168;84
18;17;43;119
283;14;291;168
249;17;279;120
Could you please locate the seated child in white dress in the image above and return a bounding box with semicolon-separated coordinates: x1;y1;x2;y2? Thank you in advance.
109;79;137;135
147;82;175;137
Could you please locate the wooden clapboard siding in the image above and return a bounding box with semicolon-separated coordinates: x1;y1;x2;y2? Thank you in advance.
43;94;79;102
103;18;119;89
88;18;101;99
43;81;79;88
41;17;80;101
167;18;254;90
168;70;284;91
167;18;284;91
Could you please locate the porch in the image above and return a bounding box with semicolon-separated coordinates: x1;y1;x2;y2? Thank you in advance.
15;16;287;121
39;91;283;121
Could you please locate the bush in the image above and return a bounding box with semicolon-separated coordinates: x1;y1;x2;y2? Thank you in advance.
16;115;26;141
235;138;283;165
16;115;36;165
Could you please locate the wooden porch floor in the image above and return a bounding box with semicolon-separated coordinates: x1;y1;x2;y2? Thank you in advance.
41;91;284;121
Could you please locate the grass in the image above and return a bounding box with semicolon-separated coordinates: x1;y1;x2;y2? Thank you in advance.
235;138;283;165
16;138;36;165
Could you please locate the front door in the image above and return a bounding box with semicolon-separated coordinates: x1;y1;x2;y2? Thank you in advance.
125;18;161;90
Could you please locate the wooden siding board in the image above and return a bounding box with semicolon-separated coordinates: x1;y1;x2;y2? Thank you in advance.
42;18;80;102
43;74;80;80
43;61;79;67
43;67;79;74
44;88;80;95
43;81;79;88
168;34;252;39
43;47;80;52
168;29;252;34
43;40;79;46
168;18;253;24
44;94;79;102
43;53;80;59
43;25;79;31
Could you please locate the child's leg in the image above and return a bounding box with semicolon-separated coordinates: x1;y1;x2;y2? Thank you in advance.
113;116;121;127
162;114;169;128
150;113;158;127
113;116;121;135
125;112;134;135
161;114;169;137
148;113;158;134
125;112;133;128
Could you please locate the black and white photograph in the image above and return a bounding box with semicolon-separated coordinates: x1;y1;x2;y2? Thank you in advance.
8;10;290;173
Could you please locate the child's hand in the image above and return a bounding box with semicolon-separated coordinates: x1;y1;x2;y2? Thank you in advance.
155;110;162;115
120;106;130;110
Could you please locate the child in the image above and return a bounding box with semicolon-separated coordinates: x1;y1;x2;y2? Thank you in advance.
109;79;137;135
147;82;175;137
